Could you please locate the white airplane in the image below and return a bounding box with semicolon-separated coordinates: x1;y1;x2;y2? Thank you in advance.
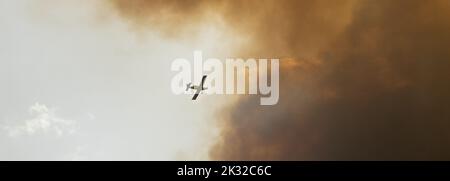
186;75;207;100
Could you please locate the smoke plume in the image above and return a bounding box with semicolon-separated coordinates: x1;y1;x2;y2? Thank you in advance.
109;0;450;160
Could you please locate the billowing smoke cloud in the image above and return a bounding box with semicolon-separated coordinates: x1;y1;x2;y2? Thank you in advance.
109;0;220;38
110;0;450;160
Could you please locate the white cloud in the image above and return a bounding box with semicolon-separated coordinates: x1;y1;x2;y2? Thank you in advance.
2;102;76;137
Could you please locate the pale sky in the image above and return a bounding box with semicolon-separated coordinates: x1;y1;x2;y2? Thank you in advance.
0;0;239;160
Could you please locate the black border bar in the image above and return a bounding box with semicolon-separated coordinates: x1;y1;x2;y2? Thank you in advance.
1;161;449;178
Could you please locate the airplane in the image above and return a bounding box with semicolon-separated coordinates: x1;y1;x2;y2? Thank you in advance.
186;75;207;100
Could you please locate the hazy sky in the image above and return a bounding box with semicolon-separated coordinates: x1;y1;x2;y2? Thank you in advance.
2;0;450;161
0;0;238;160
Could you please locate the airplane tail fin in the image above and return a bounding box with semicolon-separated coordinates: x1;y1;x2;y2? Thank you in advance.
186;83;192;91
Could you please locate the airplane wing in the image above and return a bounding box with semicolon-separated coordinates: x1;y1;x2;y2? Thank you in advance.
200;75;207;88
192;88;202;100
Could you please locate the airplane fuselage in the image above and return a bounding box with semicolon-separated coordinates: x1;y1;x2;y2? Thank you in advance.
189;85;207;91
